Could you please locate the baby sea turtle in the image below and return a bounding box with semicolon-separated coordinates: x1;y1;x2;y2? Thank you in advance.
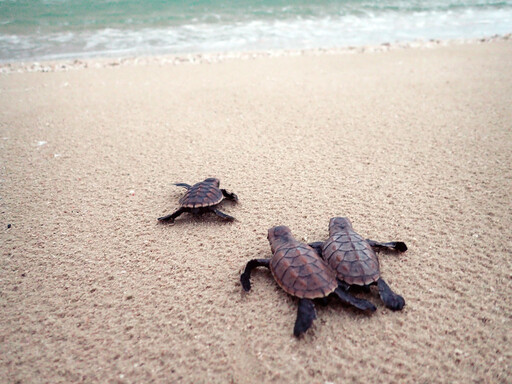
158;178;238;223
241;226;376;337
309;217;407;311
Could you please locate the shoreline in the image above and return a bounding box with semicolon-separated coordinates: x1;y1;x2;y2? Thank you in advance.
1;33;510;74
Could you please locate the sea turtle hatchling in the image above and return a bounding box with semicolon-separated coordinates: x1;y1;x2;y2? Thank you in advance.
309;217;407;311
241;225;376;337
157;178;238;223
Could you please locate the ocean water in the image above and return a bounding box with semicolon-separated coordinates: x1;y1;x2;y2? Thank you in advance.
0;0;511;62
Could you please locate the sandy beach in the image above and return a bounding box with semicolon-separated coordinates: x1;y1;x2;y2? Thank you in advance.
1;39;511;383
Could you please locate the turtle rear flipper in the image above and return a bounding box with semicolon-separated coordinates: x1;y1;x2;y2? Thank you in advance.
377;278;405;310
294;299;317;337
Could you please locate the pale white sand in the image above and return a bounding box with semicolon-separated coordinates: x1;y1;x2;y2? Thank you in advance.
1;39;511;383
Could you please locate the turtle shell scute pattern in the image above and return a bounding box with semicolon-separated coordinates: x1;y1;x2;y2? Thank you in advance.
179;181;223;208
322;231;380;286
270;243;338;299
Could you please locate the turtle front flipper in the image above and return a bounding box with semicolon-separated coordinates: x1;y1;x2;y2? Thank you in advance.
240;259;270;291
366;239;407;253
212;209;236;222
158;207;188;223
334;287;377;312
294;299;317;337
174;183;192;189
377;278;405;310
221;189;238;202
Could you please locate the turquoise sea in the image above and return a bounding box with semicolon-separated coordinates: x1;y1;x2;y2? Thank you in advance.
0;0;511;62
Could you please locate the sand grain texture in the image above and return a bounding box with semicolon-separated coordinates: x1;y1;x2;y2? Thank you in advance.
1;41;511;383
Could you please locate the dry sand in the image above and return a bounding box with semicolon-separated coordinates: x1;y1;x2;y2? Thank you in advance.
1;40;511;383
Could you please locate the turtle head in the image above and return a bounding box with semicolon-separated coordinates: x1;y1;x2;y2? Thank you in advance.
267;225;293;252
329;217;353;236
203;178;220;187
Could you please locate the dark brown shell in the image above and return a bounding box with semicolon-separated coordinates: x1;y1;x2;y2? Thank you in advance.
179;180;223;208
270;241;338;299
322;229;380;286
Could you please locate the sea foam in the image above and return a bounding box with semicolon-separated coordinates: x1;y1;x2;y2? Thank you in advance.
0;0;511;62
